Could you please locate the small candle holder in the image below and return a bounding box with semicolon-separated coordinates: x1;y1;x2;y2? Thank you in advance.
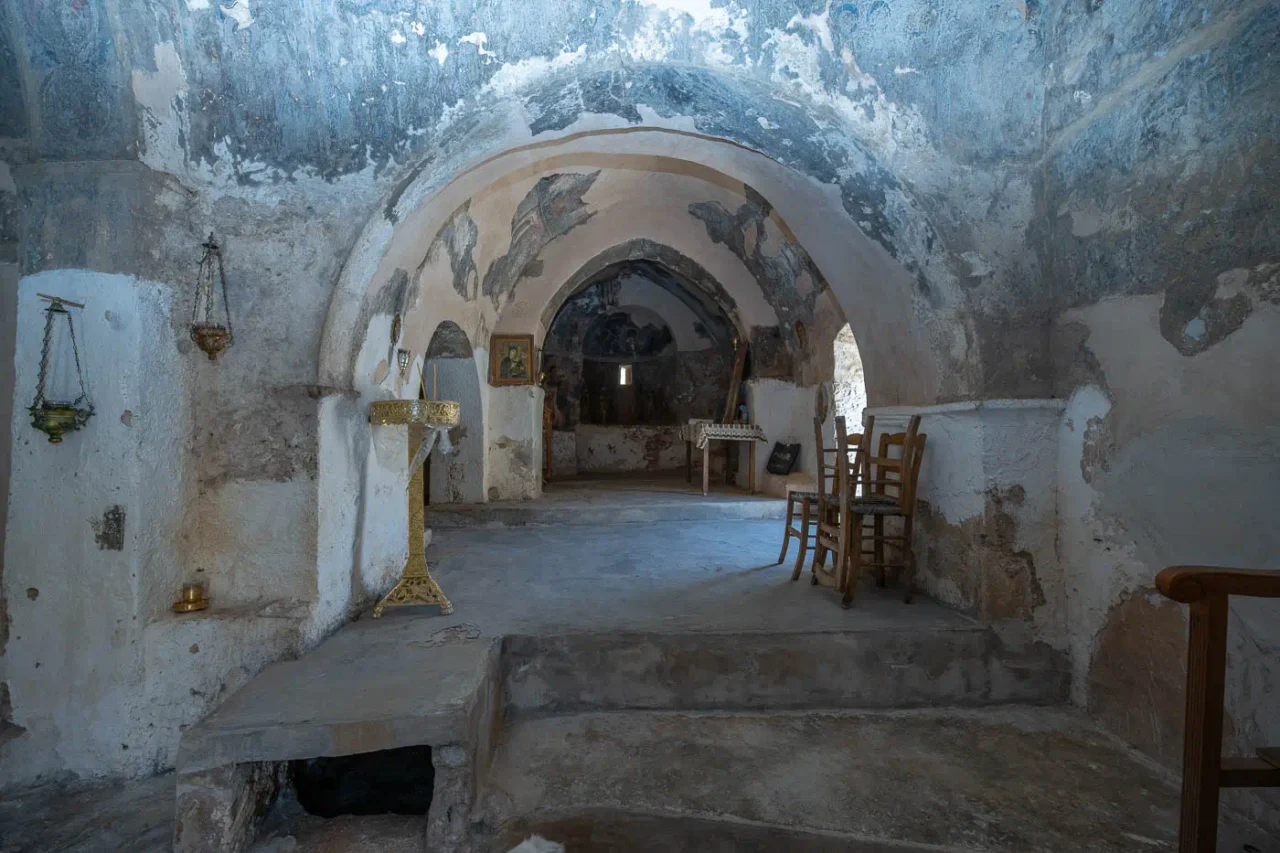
173;582;209;613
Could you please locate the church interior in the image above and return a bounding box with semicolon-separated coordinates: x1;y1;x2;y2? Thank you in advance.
0;1;1277;851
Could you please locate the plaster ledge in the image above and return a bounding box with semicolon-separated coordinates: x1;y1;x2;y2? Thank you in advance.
867;398;1066;418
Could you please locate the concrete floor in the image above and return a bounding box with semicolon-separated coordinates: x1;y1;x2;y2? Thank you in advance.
0;773;174;853
424;519;962;634
485;707;1274;853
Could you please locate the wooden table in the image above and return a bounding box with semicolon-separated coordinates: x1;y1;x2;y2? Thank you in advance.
681;423;768;496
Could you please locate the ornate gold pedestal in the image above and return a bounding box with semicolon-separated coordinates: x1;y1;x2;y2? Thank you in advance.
370;399;461;618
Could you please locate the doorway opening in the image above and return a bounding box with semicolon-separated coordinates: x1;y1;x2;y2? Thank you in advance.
833;324;867;428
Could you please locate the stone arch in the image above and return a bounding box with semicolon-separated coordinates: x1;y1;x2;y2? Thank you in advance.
320;75;967;408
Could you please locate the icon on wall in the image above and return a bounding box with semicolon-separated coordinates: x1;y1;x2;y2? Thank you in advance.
489;334;535;386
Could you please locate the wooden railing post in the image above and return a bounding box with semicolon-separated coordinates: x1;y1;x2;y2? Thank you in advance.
1158;565;1280;852
1177;593;1229;853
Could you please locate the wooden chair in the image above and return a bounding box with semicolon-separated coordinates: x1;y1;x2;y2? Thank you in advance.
777;418;839;580
812;415;872;589
839;416;925;608
1155;566;1280;852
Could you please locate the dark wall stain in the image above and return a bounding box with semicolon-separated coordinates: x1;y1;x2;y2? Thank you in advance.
583;312;674;360
1158;277;1252;357
481;171;600;308
91;505;126;551
0;12;26;139
917;484;1045;622
195;385;320;487
1088;590;1189;769
689;190;826;368
0;682;25;746
749;326;794;380
426;320;473;359
425;202;480;301
351;267;410;374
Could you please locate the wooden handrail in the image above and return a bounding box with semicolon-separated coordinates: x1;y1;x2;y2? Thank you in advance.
1155;565;1280;603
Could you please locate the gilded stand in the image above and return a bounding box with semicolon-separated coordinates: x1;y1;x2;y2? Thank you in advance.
370;399;460;618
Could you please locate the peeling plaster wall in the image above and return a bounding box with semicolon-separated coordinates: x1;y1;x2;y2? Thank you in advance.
486;383;543;501
575;425;685;474
1043;0;1280;830
867;401;1067;649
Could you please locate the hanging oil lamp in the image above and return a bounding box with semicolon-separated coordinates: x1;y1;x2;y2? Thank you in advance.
190;233;234;360
29;294;94;444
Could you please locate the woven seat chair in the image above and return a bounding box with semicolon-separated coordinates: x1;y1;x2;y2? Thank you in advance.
777;418;839;580
812;415;871;589
838;415;926;608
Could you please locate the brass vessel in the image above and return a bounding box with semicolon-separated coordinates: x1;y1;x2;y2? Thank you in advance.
369;398;460;427
173;583;209;613
30;401;93;444
191;324;232;361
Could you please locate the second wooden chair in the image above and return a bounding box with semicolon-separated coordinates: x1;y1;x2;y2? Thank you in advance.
777;418;839;580
839;415;926;607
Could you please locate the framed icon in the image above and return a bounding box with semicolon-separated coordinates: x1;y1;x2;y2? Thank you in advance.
489;334;535;386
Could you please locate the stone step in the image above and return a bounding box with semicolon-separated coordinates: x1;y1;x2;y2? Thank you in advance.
425;497;786;529
502;627;1070;715
482;708;1270;853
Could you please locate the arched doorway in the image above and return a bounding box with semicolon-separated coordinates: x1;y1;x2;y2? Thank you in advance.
423;321;484;504
542;259;738;480
833;324;868;428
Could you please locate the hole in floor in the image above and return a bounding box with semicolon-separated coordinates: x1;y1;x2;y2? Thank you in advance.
290;744;434;818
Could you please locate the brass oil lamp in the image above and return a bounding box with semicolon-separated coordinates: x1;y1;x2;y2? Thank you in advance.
29;295;94;444
190;233;234;360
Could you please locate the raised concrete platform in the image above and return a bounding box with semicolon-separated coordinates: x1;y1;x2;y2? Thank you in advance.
173;520;1071;851
180;521;1068;771
486;707;1272;853
424;473;786;528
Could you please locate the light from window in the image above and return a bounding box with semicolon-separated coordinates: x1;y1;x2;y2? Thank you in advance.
619;364;633;386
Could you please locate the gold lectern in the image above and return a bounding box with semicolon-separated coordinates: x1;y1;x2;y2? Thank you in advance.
369;398;461;618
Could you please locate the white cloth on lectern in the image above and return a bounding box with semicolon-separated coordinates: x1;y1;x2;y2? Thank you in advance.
403;423;454;490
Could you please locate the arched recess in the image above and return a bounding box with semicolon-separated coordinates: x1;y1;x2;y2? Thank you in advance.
542;254;740;442
536;241;749;351
424;321;485;504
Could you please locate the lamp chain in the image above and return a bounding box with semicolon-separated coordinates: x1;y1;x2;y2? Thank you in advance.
218;243;234;343
31;301;91;410
31;301;55;409
66;306;90;407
